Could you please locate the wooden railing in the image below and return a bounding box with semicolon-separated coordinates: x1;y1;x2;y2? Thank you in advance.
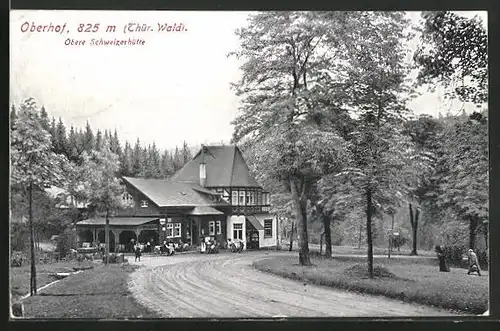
231;205;271;215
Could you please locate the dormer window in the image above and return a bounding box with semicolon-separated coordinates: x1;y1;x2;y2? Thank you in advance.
140;200;148;208
122;192;133;206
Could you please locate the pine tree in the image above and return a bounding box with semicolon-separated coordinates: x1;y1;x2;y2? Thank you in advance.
95;129;103;151
150;142;162;178
132;138;143;176
182;141;192;165
119;141;133;177
55;117;68;155
39;106;50;132
83;121;94;152
67;125;80;162
49;117;57;149
161;150;174;178
10;105;17;131
173;146;182;172
111;129;122;156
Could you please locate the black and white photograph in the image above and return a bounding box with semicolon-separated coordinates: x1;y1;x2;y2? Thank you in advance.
9;9;489;319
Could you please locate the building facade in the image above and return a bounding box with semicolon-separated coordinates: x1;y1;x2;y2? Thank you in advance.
75;145;277;251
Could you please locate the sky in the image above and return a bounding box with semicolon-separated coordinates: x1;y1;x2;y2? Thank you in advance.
10;10;487;151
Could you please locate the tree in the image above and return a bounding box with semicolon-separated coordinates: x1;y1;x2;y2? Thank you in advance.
327;12;413;277
54;117;68;155
120;141;133;177
10;98;67;295
132;138;144;176
149;142;162;178
402;115;443;255
230;11;352;265
10;105;17;131
39;106;50;131
172;146;183;172
414;11;487;104
182;141;192;165
160;150;174;178
82;121;95;152
438;112;488;250
95;129;103;151
83;137;125;263
111;129;122;157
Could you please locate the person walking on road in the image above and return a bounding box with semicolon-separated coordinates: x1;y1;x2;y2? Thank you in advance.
467;249;481;276
135;245;142;262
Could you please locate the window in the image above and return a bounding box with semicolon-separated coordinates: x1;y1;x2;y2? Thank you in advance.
233;223;243;240
167;223;182;238
264;219;273;238
166;223;173;238
246;191;251;205
256;191;261;205
174;223;181;237
209;221;215;235
232;191;238;205
250;191;255;205
122;192;133;206
140;200;148;208
239;190;245;205
216;221;221;235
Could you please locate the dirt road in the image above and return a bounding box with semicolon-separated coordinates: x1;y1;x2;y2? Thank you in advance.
128;251;458;318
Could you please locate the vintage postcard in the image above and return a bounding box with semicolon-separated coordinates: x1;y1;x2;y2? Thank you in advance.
9;10;489;319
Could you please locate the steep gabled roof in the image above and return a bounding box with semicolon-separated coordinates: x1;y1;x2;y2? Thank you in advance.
122;177;228;208
171;145;261;188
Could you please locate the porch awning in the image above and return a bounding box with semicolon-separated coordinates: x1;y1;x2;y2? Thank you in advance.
246;215;264;230
187;206;224;216
76;217;159;226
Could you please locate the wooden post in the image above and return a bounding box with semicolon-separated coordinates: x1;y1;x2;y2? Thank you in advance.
29;181;37;296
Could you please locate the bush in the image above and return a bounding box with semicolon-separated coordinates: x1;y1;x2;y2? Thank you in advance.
56;228;77;258
441;244;467;267
10;251;28;267
10;223;29;252
477;249;488;270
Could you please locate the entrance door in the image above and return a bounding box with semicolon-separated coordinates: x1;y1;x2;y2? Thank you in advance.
247;231;260;250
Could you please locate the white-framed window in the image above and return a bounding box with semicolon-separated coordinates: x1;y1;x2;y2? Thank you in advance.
216;221;221;235
264;219;273;238
140;200;148;208
239;190;245;205
209;221;215;235
174;223;181;237
166;223;174;238
122;192;133;205
232;191;238;205
166;223;181;238
233;223;243;240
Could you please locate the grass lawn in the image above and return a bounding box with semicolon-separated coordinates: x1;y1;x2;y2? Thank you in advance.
10;260;95;300
18;263;158;319
253;255;488;314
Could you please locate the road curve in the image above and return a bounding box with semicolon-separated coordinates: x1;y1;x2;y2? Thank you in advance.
128;251;458;318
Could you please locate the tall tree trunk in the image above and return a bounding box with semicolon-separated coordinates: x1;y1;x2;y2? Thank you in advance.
322;214;332;258
290;178;311;266
289;221;294;251
319;232;324;255
409;203;419;256
358;222;362;249
469;217;478;250
29;182;37;296
366;188;374;278
105;208;110;265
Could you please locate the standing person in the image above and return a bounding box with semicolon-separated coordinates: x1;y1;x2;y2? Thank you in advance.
146;241;151;253
135;245;142;262
435;245;450;272
467;249;481;276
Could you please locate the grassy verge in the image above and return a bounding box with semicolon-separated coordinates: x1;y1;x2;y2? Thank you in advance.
19;263;158;319
253;255;488;314
10;261;95;300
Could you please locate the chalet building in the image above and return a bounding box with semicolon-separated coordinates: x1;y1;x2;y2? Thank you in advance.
75;145;277;251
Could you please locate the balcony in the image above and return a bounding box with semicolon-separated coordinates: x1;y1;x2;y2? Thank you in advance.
231;205;271;215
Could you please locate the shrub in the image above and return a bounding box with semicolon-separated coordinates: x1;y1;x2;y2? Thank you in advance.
441;244;467;267
10;251;27;267
10;223;29;252
56;228;77;258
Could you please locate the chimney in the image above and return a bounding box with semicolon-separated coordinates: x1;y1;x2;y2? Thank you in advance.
199;145;206;187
